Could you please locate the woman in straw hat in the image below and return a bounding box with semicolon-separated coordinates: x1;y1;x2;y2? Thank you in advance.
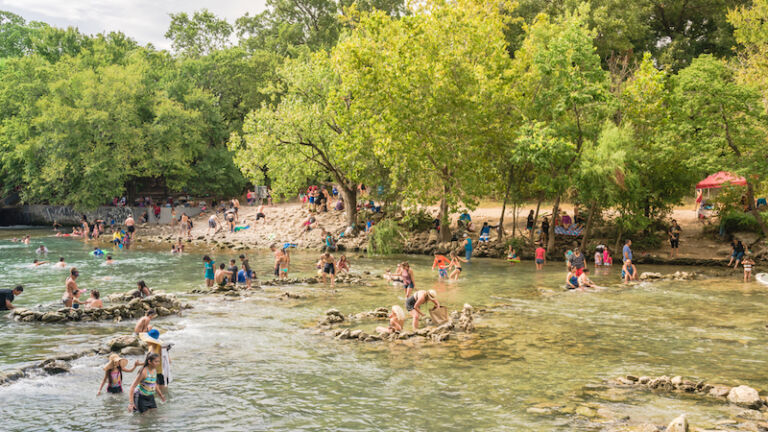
376;305;406;334
97;354;140;395
405;289;440;330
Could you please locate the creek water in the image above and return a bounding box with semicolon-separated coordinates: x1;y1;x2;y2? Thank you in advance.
0;230;766;431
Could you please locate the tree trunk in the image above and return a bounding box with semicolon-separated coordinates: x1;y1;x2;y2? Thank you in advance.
439;187;451;242
580;203;597;250
746;182;768;238
498;167;514;240
512;203;517;238
614;225;624;255
530;197;542;244
341;185;357;230
547;194;561;254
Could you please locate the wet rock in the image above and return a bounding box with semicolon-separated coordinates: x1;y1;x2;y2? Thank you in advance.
728;385;763;409
349;329;363;339
107;335;139;351
41;312;66;322
42;361;71;375
279;292;305;300
666;414;688;432
638;376;651;385
575;406;598;418
709;385;732;398
120;346;146;356
335;329;351;340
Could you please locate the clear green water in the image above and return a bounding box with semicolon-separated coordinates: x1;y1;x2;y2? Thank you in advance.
0;229;766;431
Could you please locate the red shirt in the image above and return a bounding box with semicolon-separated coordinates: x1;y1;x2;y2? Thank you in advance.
535;247;546;260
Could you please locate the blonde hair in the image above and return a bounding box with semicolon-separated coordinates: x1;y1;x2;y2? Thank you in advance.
392;305;405;321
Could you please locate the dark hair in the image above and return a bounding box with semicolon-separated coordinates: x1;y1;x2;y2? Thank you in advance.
107;256;112;260
219;263;225;269
239;254;245;259
230;259;235;264
14;285;23;292
143;353;160;367
203;255;211;262
70;267;79;276
59;257;64;262
146;309;156;316
583;269;589;273
33;259;38;263
92;290;100;299
137;280;147;289
625;239;631;244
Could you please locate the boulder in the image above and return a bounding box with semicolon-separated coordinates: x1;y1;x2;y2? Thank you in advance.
42;360;71;375
107;335;139;351
40;312;66;323
666;414;688;432
709;385;731;398
120;346;146;356
727;385;763;409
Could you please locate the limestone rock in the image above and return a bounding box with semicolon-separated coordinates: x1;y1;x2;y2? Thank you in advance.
107;335;139;351
728;385;763;409
120;346;146;356
40;312;66;322
709;385;731;398
42;360;71;375
666;414;688;432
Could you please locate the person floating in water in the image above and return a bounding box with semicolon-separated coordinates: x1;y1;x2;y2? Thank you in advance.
506;245;519;265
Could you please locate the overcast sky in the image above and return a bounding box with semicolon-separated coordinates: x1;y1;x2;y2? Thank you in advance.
0;0;267;50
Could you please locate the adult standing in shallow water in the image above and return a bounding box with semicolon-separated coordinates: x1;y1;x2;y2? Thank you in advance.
0;285;23;310
319;251;337;287
400;262;415;298
406;289;439;330
124;215;135;239
62;268;79;307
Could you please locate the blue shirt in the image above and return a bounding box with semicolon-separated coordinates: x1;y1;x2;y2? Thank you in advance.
480;226;491;235
465;238;473;250
622;245;633;262
459;213;471;221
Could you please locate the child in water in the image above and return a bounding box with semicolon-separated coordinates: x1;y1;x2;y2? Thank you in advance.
506;245;519;265
376;305;405;334
98;354;140;395
128;353;166;413
743;256;755;282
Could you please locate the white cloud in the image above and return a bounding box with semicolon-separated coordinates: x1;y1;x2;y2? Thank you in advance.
0;0;267;50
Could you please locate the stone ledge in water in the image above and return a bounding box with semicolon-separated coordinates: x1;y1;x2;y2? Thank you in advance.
319;304;475;344
610;374;766;410
638;271;697;281
10;292;185;324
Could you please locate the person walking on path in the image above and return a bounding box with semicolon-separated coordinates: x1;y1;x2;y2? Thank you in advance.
668;220;682;258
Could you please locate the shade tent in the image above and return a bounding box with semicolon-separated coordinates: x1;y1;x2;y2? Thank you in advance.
696;171;747;189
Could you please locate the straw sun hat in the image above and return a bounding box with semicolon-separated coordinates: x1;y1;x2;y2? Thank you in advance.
103;353;128;371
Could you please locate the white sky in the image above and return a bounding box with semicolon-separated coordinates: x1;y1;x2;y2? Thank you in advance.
0;0;267;50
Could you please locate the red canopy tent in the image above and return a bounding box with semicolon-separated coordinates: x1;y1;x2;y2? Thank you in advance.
696;171;747;189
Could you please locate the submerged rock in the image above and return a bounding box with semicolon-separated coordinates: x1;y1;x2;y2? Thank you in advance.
666;414;688;432
42;360;71;375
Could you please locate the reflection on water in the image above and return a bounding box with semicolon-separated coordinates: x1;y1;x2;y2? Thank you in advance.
0;233;766;431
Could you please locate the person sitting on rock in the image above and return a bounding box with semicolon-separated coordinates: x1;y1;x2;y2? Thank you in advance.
577;269;595;289
337;255;350;274
85;290;103;308
134;309;157;334
566;270;580;290
214;264;234;287
376;305;405;334
136;281;152;298
478;222;498;242
406;289;439;330
621;260;637;284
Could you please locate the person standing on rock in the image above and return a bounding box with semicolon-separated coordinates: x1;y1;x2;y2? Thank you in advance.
406;289;439;330
207;214;221;236
0;285;23;311
128;353;165;414
124;215;135;239
255;204;266;222
320;251;337;287
62;268;79;307
526;210;535;232
180;213;191;238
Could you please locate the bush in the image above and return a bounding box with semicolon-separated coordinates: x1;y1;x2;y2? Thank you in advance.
368;219;404;255
504;236;528;254
719;210;768;234
399;209;434;232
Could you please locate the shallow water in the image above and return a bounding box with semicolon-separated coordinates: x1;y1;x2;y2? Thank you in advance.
0;232;766;431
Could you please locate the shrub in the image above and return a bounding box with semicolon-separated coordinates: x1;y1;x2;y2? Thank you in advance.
368;219;403;255
399;209;434;232
719;210;768;234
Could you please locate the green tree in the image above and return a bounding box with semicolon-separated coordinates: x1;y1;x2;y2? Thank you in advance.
673;54;768;237
333;0;514;241
728;0;768;104
511;7;610;252
166;9;233;57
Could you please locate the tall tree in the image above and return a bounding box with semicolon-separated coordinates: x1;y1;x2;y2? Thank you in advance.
333;0;514;241
166;9;233;57
673;54;768;237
